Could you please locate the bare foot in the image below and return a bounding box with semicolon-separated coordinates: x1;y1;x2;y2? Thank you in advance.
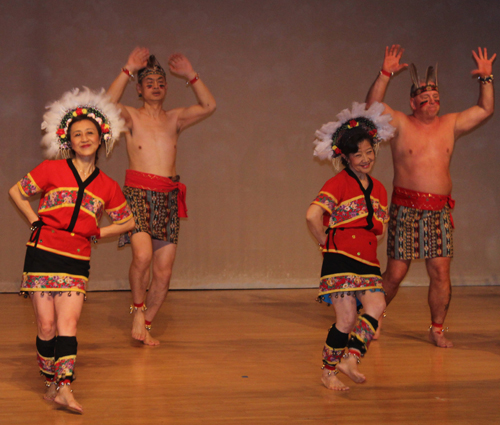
429;328;453;348
43;383;57;401
337;355;366;384
321;368;349;391
54;385;83;414
131;309;146;341
143;330;160;346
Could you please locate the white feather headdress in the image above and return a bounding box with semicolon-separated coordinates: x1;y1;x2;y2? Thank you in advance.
313;101;395;168
41;87;126;159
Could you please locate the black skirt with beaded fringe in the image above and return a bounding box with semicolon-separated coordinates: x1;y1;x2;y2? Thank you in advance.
20;246;90;297
318;253;383;305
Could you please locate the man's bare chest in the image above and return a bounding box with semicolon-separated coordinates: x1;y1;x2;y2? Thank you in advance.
397;122;454;158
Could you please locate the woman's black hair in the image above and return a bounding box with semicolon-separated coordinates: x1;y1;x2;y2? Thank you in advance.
67;115;103;164
337;127;375;167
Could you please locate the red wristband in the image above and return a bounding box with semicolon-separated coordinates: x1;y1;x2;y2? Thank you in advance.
380;69;393;78
187;73;200;85
122;67;134;79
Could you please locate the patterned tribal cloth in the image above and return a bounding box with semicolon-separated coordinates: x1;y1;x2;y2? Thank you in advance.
119;170;186;246
387;186;454;260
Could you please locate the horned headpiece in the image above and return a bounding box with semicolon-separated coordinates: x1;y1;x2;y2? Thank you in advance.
138;55;167;83
410;64;438;98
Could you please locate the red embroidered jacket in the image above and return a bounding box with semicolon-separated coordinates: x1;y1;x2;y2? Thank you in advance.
18;159;132;261
312;168;389;267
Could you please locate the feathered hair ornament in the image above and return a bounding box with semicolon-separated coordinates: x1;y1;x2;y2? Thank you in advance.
138;55;167;83
313;102;395;170
410;63;438;97
41;87;126;159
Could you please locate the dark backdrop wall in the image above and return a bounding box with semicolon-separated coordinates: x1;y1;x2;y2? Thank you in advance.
1;0;499;291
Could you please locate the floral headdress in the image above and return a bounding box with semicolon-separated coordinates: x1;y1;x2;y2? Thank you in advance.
138;55;166;83
313;102;395;170
410;64;438;98
41;87;126;159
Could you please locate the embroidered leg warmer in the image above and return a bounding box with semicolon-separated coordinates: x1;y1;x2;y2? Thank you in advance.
322;324;349;370
36;336;56;382
54;336;78;383
347;314;378;359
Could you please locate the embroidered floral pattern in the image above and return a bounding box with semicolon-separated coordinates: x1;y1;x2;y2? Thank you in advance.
322;344;345;367
39;189;78;211
19;175;40;196
34;188;132;226
39;189;108;220
319;274;382;294
321;195;388;228
55;355;76;381
37;353;55;377
318;288;384;304
329;197;366;226
351;316;376;350
372;198;389;223
22;273;87;293
81;192;104;219
314;192;337;213
107;202;132;223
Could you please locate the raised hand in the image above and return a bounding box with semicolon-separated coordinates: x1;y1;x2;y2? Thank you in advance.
168;53;196;79
382;45;408;75
126;47;150;73
471;47;496;77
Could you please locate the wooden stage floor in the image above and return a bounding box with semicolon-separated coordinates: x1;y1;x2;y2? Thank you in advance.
0;287;499;424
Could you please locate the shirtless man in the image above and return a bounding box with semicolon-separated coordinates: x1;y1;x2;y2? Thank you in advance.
366;45;495;347
108;47;216;345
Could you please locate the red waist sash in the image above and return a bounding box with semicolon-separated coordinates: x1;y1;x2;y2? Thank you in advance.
391;186;455;211
391;186;454;228
124;170;187;218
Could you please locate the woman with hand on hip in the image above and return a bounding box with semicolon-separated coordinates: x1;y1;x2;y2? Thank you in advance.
9;88;135;413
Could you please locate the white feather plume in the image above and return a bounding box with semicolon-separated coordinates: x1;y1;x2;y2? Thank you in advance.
313;101;395;161
40;87;126;159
